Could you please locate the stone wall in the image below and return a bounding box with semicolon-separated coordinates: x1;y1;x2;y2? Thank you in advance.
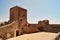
25;24;39;33
43;24;60;33
0;21;17;40
38;20;60;33
21;20;60;34
1;6;60;40
9;6;27;35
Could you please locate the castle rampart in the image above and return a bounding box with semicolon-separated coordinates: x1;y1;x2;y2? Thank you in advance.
0;6;60;40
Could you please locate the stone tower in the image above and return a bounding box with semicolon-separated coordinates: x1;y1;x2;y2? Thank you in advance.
10;6;27;35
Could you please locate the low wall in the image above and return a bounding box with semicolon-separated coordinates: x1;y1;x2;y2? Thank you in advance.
43;24;60;33
0;21;17;40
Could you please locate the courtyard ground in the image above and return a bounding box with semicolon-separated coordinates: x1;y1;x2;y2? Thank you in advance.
7;32;58;40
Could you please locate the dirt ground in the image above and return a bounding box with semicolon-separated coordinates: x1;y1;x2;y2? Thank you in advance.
7;32;58;40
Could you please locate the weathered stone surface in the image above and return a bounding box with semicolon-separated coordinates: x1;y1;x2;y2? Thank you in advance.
0;6;60;40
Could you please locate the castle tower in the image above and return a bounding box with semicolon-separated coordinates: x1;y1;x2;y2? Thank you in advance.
10;6;27;29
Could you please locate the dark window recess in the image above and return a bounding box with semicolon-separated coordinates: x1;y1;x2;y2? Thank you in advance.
22;27;23;30
20;19;22;21
22;15;25;17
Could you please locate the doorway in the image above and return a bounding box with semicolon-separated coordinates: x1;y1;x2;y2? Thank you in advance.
16;30;19;36
0;36;2;40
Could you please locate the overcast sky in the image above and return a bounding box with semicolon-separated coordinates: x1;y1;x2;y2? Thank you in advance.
0;0;60;24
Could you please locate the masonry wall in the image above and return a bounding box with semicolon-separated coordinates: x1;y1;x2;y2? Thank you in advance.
0;21;17;40
9;6;27;35
38;20;60;33
27;24;39;33
43;24;60;33
1;6;60;40
22;20;60;34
